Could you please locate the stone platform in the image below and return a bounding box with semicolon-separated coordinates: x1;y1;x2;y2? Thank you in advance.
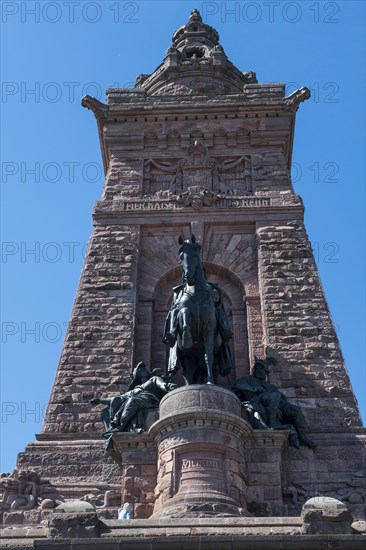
2;385;365;528
112;384;290;519
1;515;365;549
1;386;365;548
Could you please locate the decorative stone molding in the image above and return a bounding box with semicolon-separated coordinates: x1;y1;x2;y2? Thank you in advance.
284;86;311;109
81;95;109;117
143;144;252;198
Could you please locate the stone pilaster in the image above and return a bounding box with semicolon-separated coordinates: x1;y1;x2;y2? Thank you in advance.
256;221;361;430
42;224;140;434
112;429;158;519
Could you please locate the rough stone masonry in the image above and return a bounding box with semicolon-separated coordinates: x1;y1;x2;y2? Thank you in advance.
1;8;364;550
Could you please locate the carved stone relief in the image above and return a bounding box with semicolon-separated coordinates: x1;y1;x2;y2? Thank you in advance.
142;142;252;202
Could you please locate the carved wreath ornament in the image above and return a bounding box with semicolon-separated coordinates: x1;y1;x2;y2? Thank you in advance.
176;185;217;210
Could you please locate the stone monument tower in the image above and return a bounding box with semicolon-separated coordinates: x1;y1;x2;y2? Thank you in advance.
1;9;364;548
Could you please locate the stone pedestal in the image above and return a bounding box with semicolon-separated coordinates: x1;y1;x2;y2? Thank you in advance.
111;429;158;519
150;385;251;517
48;501;99;539
246;430;289;516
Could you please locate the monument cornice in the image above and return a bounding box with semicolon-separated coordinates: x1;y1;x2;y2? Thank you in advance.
35;433;104;442
92;199;304;226
81;83;310;119
148;409;253;443
85;91;307;113
82;88;307;172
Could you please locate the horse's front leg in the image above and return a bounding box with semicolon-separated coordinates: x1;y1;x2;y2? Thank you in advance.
179;307;193;349
204;325;215;385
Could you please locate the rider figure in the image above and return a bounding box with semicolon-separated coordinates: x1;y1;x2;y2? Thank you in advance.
164;236;234;383
163;278;232;348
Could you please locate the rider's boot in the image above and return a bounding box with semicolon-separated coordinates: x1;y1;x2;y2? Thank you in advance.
164;308;178;347
182;325;193;349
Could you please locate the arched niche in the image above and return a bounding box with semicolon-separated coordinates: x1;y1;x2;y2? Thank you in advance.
136;262;250;386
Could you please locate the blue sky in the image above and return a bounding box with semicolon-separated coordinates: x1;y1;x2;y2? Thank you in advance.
1;0;365;472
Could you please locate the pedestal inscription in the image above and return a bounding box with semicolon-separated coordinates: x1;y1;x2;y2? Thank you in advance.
177;450;226;497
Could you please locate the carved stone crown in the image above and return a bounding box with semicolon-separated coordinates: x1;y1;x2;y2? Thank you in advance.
134;9;257;96
143;141;253;202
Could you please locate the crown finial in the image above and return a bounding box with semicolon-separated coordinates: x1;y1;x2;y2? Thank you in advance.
134;9;257;94
189;8;202;21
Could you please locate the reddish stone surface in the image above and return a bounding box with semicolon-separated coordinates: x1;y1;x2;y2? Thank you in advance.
150;386;248;517
2;9;365;532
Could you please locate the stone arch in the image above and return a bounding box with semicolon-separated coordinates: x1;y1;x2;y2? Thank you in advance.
167;129;180;148
236;127;250;145
213;127;227;136
148;262;250;385
212;127;227;147
190;128;204;138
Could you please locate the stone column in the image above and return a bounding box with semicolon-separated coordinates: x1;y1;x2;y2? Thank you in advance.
149;385;251;518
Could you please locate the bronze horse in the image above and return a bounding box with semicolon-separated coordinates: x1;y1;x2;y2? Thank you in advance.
164;235;233;385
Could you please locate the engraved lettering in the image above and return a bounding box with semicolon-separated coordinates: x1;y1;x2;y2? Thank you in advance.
181;458;222;469
121;197;270;211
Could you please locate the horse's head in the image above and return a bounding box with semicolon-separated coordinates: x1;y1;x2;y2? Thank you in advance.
178;234;201;286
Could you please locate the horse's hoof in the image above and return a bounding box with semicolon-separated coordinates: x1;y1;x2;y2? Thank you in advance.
206;380;214;385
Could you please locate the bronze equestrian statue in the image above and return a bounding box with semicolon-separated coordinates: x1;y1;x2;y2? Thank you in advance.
163;235;233;385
